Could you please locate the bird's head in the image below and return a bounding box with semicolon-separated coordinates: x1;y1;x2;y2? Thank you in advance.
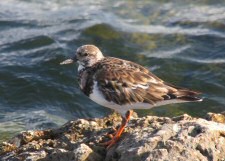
60;45;104;70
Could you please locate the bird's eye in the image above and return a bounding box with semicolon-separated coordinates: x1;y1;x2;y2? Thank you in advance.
83;53;88;56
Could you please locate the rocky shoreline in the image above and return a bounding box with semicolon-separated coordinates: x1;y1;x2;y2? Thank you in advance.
1;112;225;161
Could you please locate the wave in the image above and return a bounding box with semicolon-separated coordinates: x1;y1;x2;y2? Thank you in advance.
181;57;225;64
111;21;225;37
1;109;67;130
142;45;191;58
172;5;225;23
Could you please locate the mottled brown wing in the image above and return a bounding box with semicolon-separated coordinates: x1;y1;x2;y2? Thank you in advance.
94;57;177;105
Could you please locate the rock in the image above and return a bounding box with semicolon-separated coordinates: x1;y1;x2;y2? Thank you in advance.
1;112;225;161
73;143;103;161
205;112;225;123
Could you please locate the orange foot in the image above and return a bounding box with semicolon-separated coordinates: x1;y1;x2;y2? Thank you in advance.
106;127;117;139
101;110;133;149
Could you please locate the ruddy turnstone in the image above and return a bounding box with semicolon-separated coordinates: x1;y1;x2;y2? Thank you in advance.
60;44;202;149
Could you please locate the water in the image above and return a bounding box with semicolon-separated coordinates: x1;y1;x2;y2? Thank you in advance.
0;0;225;142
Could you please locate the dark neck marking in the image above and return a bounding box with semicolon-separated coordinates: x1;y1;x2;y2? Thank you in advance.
78;67;95;96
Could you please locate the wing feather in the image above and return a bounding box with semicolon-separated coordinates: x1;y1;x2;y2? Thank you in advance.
93;57;202;106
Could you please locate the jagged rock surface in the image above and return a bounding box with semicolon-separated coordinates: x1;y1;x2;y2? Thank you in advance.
1;112;225;161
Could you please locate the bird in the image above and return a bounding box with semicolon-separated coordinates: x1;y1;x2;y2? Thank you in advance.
60;44;202;149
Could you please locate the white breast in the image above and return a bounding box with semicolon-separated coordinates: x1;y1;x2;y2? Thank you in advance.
89;82;117;108
89;82;188;116
89;82;155;116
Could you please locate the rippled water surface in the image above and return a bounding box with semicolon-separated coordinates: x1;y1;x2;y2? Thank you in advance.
0;0;225;142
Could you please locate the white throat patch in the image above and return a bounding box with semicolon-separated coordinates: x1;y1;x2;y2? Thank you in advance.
78;64;84;72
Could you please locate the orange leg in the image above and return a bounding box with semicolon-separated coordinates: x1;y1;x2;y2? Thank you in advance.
102;110;133;149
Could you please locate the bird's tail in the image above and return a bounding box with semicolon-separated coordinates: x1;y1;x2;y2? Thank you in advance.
174;89;203;102
165;83;203;102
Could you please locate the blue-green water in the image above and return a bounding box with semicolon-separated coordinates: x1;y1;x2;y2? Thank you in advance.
0;0;225;142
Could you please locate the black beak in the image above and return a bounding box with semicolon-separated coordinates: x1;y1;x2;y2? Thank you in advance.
60;55;77;65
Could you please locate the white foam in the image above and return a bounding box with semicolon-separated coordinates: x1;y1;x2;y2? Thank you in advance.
143;45;191;59
172;6;225;23
181;57;225;64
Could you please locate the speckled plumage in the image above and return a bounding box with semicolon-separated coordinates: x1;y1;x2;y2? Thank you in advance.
61;44;202;115
60;44;202;148
80;56;201;104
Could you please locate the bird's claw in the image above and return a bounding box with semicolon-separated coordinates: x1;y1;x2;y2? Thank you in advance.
100;136;120;150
